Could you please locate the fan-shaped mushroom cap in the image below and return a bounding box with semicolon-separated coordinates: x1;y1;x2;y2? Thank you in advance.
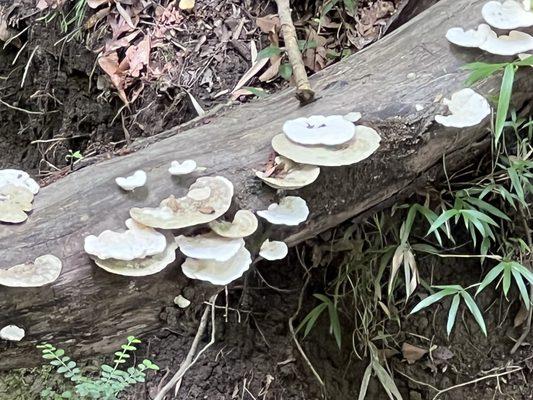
272;125;381;167
176;233;244;262
115;170;147;191
91;233;178;276
0;169;39;194
283;115;356;146
255;156;320;190
84;219;167;261
0;255;62;287
446;24;494;48
130;176;234;229
0;185;34;224
181;246;252;285
257;196;309;226
0;325;25;341
435;88;491;128
169;160;200;176
344;112;362;123
208;210;258;238
482;0;533;29
259;239;288;260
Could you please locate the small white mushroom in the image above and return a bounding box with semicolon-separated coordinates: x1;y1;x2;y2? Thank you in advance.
343;112;362;123
0;255;62;287
0;169;39;194
115;170;147;191
255;156;320;190
181;246;252;285
174;295;191;308
130;176;234;229
209;210;259;238
435;88;491;128
0;325;25;341
169;160;204;176
0;184;34;224
176;233;244;262
445;24;494;48
283;115;356;146
257;196;309;226
272;125;381;167
259;239;288;260
482;0;533;29
84;219;167;261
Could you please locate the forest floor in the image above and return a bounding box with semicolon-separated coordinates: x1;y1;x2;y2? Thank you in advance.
1;0;532;399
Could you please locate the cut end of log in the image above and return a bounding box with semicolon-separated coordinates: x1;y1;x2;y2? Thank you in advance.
295;89;316;106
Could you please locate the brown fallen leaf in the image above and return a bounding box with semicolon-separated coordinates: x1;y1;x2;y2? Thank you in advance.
179;0;195;10
402;343;427;365
98;52;128;104
120;35;151;78
259;58;282;82
256;14;280;34
514;303;529;327
87;0;110;9
232;57;269;93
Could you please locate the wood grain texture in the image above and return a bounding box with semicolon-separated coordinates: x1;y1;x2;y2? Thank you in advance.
1;0;532;368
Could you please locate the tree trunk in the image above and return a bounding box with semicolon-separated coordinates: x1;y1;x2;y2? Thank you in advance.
1;0;531;369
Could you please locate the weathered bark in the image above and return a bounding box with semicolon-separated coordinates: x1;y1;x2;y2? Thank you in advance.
1;0;532;369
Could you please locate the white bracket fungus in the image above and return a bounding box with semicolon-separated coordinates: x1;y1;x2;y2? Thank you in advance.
115;170;147;191
0;184;34;224
482;0;533;29
272;125;381;167
0;325;25;342
90;232;178;276
255;156;320;190
209;210;258;238
0;255;62;287
435;88;491;128
257;196;309;226
0;169;39;194
283;115;356;145
343;112;362;123
174;295;191;308
130;176;234;229
168;160;205;176
84;219;167;261
446;24;533;55
181;246;252;285
176;233;244;262
259;239;288;260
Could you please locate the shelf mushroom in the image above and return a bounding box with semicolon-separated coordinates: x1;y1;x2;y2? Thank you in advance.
115;170;147;191
255;156;320;190
272;125;381;167
208;210;258;238
0;184;35;224
0;255;62;287
176;233;245;262
283;115;356;145
130;176;234;229
168;160;204;176
181;246;252;285
257;196;309;226
0;169;40;194
435;88;491;128
482;0;533;29
0;325;25;342
259;239;288;261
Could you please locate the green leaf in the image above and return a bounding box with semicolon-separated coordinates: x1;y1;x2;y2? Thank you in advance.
461;61;508;86
241;86;268;98
494;64;515;145
460;209;498;226
461;291;487;336
410;289;454;314
515;55;533;67
121;344;137;351
427;209;458;235
279;62;293;80
511;262;533;284
257;45;282;60
357;363;373;400
298;303;327;338
447;294;461;336
101;364;114;373
57;366;68;374
476;263;505;295
372;361;402;400
511;269;530;310
502;266;512;297
463;197;510;221
507;166;525;203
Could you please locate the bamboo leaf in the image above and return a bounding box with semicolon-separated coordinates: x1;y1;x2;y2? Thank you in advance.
511;269;530;310
410;289;454;314
461;291;487;336
494;64;515;145
447;294;461;336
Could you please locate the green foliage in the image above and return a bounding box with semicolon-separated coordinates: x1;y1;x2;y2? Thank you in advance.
358;344;401;400
297;294;342;348
37;336;159;400
256;45;282;60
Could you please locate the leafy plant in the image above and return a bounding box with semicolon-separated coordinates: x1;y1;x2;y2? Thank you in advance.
297;293;342;348
37;336;159;400
358;343;401;400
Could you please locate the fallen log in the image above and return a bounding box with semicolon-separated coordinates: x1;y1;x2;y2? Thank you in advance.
1;0;532;369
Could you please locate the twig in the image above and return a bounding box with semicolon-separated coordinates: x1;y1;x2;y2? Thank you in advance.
0;98;44;115
21;45;39;88
153;293;218;400
274;0;315;106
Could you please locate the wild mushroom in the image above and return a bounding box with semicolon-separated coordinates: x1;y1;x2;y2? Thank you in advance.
435;88;491;128
84;219;167;261
0;184;34;224
115;170;147;191
90;232;178;277
0;169;39;194
257;196;309;226
255;156;320;190
176;233;245;262
259;239;288;260
482;0;533;29
446;24;533;55
130;176;234;229
283;115;356;145
208;210;258;238
168;160;204;176
271;125;381;167
181;246;252;285
0;325;25;341
0;255;62;287
343;112;362;123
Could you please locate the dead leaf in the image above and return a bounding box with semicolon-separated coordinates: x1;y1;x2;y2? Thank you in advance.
98;52;128;104
514;304;529;327
232;57;269;93
187;91;205;116
179;0;195;10
120;35;151;78
431;346;454;361
259;58;281;82
87;0;109;8
256;15;280;34
402;343;427;364
115;2;136;29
